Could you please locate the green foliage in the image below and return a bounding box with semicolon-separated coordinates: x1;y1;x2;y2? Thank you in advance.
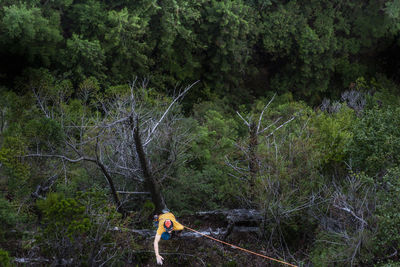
0;0;399;102
36;193;91;240
335;58;369;88
0;248;12;267
260;0;397;100
164;105;241;211
54;168;92;197
197;0;258;94
0;197;17;228
77;76;101;105
104;7;152;83
23;117;64;150
310;231;350;266
0;136;30;195
142;200;155;214
15;67;55;94
373;167;400;261
0;197;18;240
312;106;355;164
376;261;400;267
191;109;238;163
368;74;400;107
63;34;106;82
64;0;106;38
0;197;25;256
2;1;400;265
135;200;155;227
348;105;400;175
310;171;375;266
35;191;121;263
0;3;62;65
62;98;85;124
240;100;323;250
311;224;374;266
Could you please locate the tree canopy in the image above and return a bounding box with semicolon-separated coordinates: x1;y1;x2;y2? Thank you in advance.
1;1;400;266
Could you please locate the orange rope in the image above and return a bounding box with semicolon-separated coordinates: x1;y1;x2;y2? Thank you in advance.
182;225;298;267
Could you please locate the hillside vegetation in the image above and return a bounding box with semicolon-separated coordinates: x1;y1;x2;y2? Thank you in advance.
1;1;400;266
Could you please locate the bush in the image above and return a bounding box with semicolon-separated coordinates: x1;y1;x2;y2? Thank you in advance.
36;193;91;241
0;249;12;267
348;106;400;175
312;105;355;165
373;168;400;262
165;107;241;211
35;191;124;265
0;197;18;241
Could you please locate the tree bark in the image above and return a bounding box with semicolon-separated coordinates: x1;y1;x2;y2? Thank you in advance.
31;174;59;200
96;160;126;216
132;115;167;214
0;109;4;134
111;226;260;239
22;153;126;216
196;209;263;223
248;122;259;188
93;137;126;216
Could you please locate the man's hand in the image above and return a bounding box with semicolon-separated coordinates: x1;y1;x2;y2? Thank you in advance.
156;254;164;265
154;234;163;264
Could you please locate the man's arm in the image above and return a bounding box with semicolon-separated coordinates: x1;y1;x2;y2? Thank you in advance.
174;220;184;231
154;234;164;265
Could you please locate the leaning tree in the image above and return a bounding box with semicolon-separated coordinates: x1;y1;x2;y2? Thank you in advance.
25;78;198;216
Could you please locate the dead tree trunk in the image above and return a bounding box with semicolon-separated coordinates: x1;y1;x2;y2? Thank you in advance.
0;109;4;134
85;140;127;216
132;115;167;214
31;174;59;200
248;122;259;188
96;160;126;216
22;153;126;216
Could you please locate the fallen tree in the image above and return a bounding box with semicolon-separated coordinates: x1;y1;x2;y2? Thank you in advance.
196;209;262;223
112;209;263;239
112;226;260;239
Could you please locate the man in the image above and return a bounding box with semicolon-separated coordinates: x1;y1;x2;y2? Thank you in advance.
153;211;184;265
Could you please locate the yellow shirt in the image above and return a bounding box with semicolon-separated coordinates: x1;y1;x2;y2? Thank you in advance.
156;212;184;235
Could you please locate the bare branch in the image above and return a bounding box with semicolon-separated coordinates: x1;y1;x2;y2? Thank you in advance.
257;93;276;133
22;153;96;163
31;174;59;200
116;191;150;195
144;80;199;146
66;141;83;157
129;78;138;117
236;111;250;127
333;205;368;226
101;116;131;129
108;170;143;182
258;116;282;135
33;88;50;118
264;116;295;138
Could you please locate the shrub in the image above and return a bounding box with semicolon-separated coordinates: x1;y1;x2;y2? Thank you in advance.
348;106;400;175
373;168;400;262
0;249;12;267
0;197;18;242
35;191;122;265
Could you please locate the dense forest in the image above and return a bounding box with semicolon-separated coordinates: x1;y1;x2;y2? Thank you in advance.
1;0;400;266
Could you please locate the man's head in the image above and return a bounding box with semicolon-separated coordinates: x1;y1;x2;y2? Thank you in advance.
164;219;173;233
